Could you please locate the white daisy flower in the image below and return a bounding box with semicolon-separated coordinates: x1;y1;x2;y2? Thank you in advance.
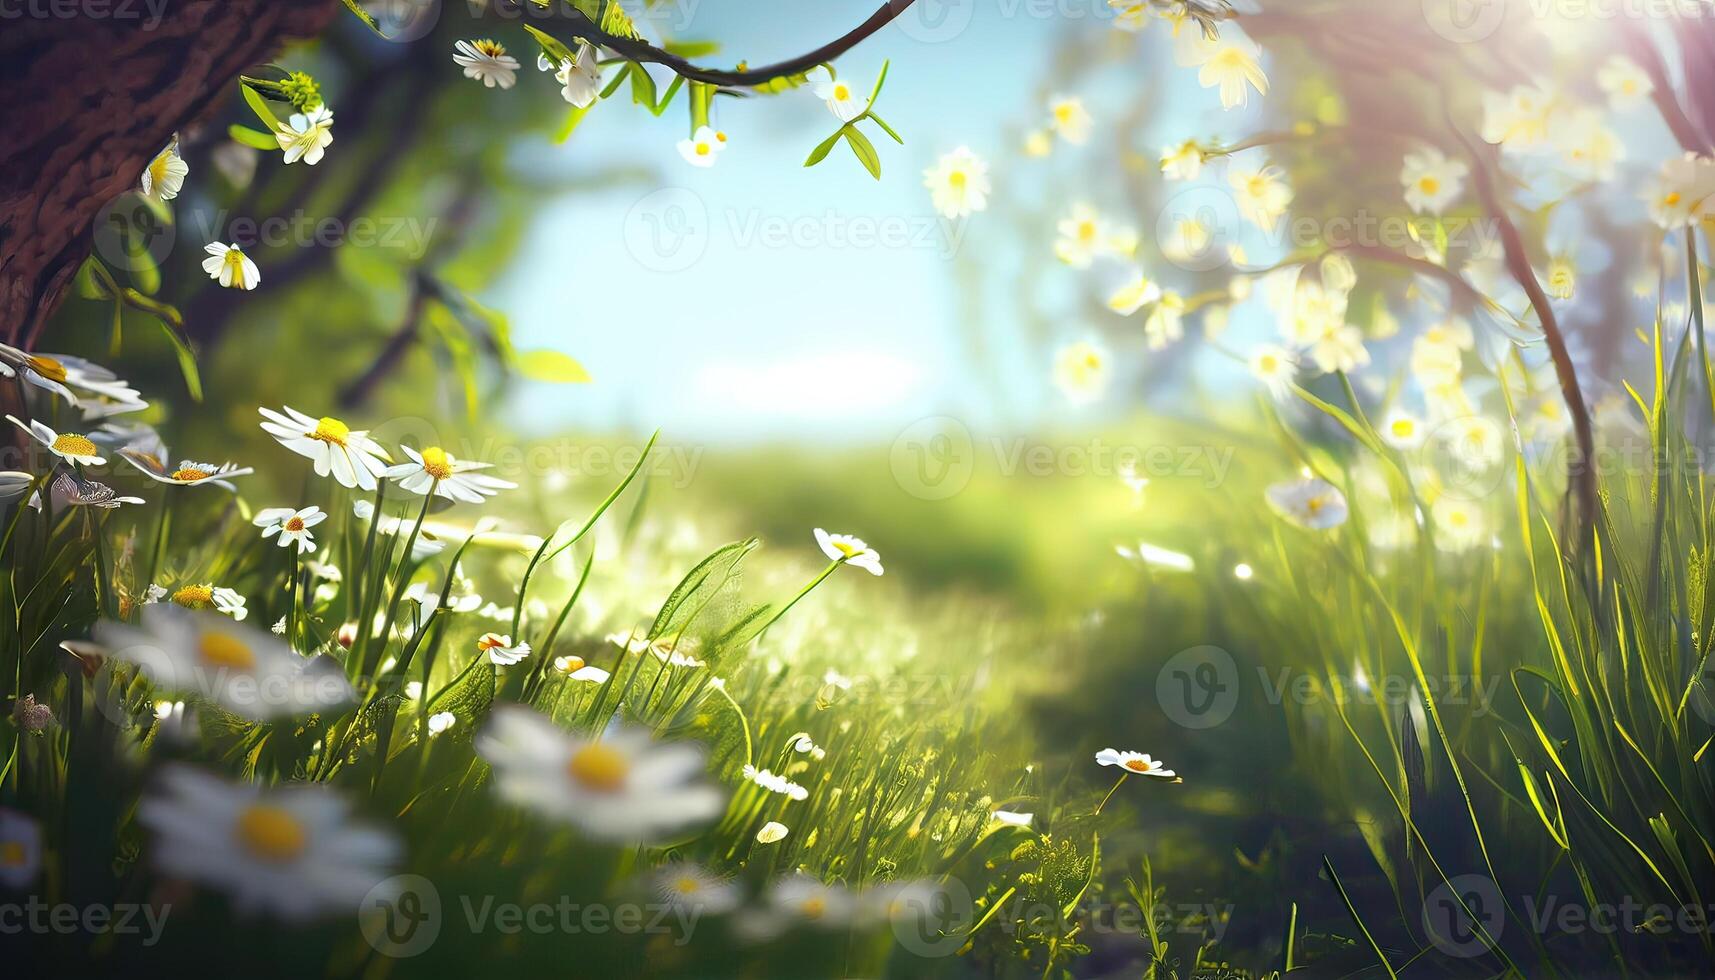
478;633;531;666
813;527;884;576
1247;344;1297;400
427;711;457;735
201;242;260;290
383;445;516;503
1053;203;1122;268
552;654;611;683
403;581;481;614
157;581;247;622
1048;95;1092;145
139;765;400;921
1143;292;1186;350
652;864;742;915
476;706;725;841
1265;478;1349;530
555;40;604;106
678;125;725;168
1228;160;1292;229
742;764;809;801
453;38;520;89
8;414;105;465
1596;55;1652;108
0;808;42;888
1179;34;1267;109
1380;409;1427;451
95;605;354;720
1643;153;1715;229
0;346;142;410
1053;340;1110;405
1431;497;1486;553
765;875;856;928
140;139;189;201
1106;267;1162;316
991;809;1034;828
118;442;252;489
253;505;326;554
809;66;864;121
1095;747;1178;778
755;820;789;844
258;406;391;491
1400;147;1468;216
0;471;32;504
275;104;333;165
922;146;990;219
1160;139;1204;180
822;668;854;690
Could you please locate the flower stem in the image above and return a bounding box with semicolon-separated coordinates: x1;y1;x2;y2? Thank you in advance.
755;560;842;640
1092;772;1129;817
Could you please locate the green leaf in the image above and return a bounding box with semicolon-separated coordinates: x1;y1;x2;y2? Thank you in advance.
804;127;846;168
600;0;643;39
523;24;576;68
868;112;904;145
338;0;381;34
240;83;281;132
157;319;203;401
517;349;592;384
228;124;279;151
844;127;882;179
556;103;593;143
628;63;659;108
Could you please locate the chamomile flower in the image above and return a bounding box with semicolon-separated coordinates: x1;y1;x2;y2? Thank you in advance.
0;808;42;889
552;655;611;683
1480;84;1555;150
1400;147;1468;216
922;147;991;219
476;706;725;842
8;414;105;465
1023;129;1053;157
0;345;143;410
201;242;260;290
653;864;742;914
1143;292;1186;350
140;138;189;201
1643;153;1715;229
138;765;400;921
1228;160;1292;229
1380;409;1427;450
95;605;354;720
119;445;252;489
1307;323;1370;374
427;711;457;736
453;39;520;89
275;104;334;165
1265;478;1349;530
755;821;789;843
383;445;516;503
814;527;884;575
1106;267;1162;316
1431;496;1486;552
678;125;725;168
1180;35;1267;109
259;406;391;491
1095;748;1178;779
1040;96;1092;147
1596;55;1652;108
175;584;247;621
763;875;856;928
254;506;326;554
1554;108;1623;183
1052;340;1109;405
742;764;809;801
1247;344;1297;400
1160;139;1205;180
555;41;603;107
0;472;31;504
809;66;864;122
991;809;1034;828
478;633;531;666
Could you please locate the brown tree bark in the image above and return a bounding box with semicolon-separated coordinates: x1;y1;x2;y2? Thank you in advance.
0;0;341;348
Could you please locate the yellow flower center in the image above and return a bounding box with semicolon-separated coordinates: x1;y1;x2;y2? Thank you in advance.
234;804;307;863
475;39;506;58
1391;419;1416;439
51;433;98;458
696;142;712;157
672;876;700;895
1077;220;1097;243
172;585;214;609
716;131;728;143
1418;175;1440;194
1665;191;1682;206
1054;103;1076;124
557;655;587;674
1448;510;1469;528
420;446;454;481
0;841;25;867
222;249;248;277
199;632;256;670
1258;354;1279;373
1307;496;1327;515
26;355;67;383
1123;758;1155;773
801;896;828;919
171;467;212;482
284;516;306;533
310;416;350;446
832;540;860;558
832;83;851;101
948;169;967;188
566;743;628;792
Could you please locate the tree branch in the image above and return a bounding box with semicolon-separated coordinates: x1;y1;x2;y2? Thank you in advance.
530;0;917;87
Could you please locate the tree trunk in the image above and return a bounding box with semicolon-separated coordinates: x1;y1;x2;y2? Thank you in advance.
0;0;341;348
